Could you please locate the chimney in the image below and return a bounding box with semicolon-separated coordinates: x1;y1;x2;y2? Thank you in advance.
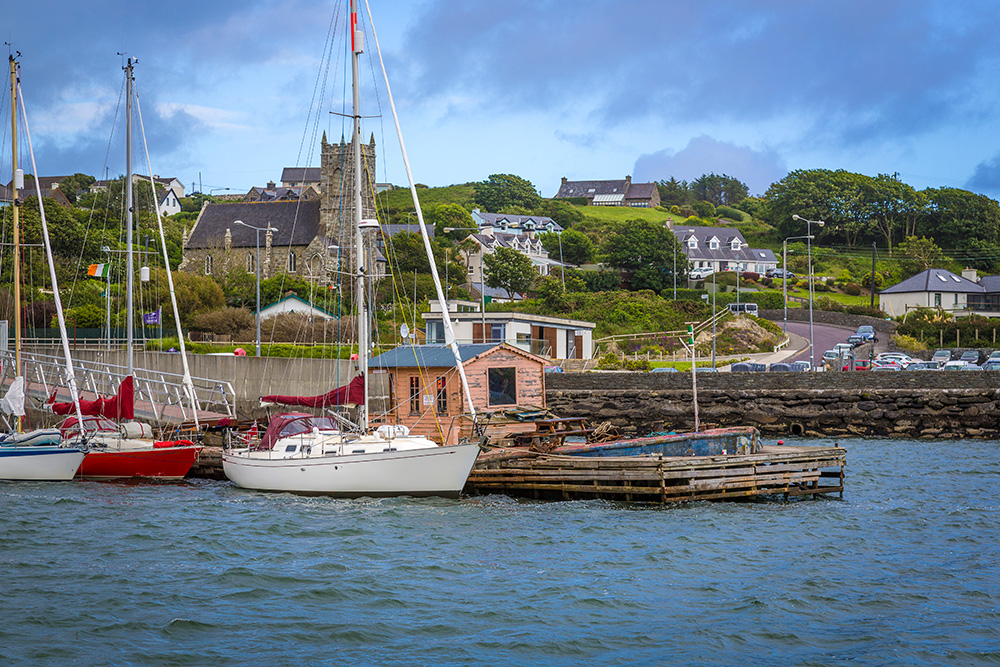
561;177;567;185
267;181;276;189
962;267;979;283
625;175;632;184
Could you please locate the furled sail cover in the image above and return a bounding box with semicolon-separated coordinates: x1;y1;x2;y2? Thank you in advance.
1;376;26;417
261;374;364;408
50;375;135;420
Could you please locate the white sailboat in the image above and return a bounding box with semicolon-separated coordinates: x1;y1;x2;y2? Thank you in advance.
222;1;481;497
0;53;86;481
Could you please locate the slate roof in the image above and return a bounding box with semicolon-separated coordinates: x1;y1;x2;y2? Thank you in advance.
370;343;500;369
880;269;985;294
624;182;658;201
672;226;777;265
245;186;313;202
472;232;546;255
281;167;321;183
977;275;1000;293
459;282;524;301
185;200;321;249
472;209;563;233
555;179;629;199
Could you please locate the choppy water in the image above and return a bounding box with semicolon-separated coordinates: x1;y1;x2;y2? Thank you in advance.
1;438;998;666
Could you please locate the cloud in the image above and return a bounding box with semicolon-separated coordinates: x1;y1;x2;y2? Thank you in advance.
633;136;787;195
965;153;1000;198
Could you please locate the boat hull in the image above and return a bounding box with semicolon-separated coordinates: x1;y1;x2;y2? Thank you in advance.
0;446;86;481
222;443;481;497
78;445;203;481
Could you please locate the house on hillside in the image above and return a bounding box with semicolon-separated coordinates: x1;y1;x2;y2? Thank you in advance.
369;342;548;445
470;209;562;236
422;299;595;359
158;188;182;217
281;167;321;190
90;174;184;197
553;175;661;208
459;231;565;285
4;175;73;207
243;181;320;203
671;226;777;275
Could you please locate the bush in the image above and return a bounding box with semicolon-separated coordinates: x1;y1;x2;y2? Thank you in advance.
742;271;760;282
692;200;716;218
715;206;746;222
844;283;862;296
596;353;623;370
623;358;652;371
844;305;884;318
892;334;928;352
190;307;254;337
815;296;845;312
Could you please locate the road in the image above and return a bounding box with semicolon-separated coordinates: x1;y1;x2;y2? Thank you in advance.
779;321;885;365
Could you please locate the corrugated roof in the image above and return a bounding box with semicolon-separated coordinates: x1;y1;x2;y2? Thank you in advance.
370;343;500;369
185;200;321;249
880;268;985;294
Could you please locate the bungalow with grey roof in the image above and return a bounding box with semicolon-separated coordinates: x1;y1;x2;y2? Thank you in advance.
471;208;562;236
553;175;660;208
671;226;777;275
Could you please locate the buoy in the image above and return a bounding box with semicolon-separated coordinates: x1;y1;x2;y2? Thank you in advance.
777;440;784;445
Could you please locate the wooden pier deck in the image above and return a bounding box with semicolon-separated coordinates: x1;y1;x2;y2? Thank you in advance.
464;444;846;503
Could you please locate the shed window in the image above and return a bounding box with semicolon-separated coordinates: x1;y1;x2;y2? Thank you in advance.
409;377;421;414
487;367;517;406
436;376;448;414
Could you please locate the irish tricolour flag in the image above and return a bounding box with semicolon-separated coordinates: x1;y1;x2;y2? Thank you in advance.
87;263;110;278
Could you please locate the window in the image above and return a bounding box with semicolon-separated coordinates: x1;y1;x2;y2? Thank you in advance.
934;293;942;307
436;376;448;414
488;367;517;406
205;255;213;275
709;238;719;250
409;377;421;414
489;323;505;342
247;253;256;273
688;238;697;249
731;239;741;250
426;321;444;344
288;251;297;272
954;294;959;305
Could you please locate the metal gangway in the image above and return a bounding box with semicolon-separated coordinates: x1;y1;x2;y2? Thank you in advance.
0;350;236;426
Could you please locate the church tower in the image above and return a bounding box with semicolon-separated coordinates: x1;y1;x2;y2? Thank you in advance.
320;131;377;273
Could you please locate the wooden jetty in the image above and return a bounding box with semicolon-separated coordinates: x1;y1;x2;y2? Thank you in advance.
465;428;845;503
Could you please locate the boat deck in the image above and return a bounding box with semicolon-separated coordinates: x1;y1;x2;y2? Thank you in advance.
465;444;846;503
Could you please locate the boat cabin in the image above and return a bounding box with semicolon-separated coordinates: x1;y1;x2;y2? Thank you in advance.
370;342;547;445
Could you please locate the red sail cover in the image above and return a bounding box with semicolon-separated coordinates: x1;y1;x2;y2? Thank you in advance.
51;375;135;420
261;374;364;408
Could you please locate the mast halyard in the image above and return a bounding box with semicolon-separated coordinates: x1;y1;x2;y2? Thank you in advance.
125;58;135;377
351;0;369;430
9;55;22;432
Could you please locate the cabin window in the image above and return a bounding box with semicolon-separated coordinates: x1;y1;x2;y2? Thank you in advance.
247;253;256;273
409;377;421;414
487;367;517;406
205;254;213;275
288;252;297;272
436;376;448;414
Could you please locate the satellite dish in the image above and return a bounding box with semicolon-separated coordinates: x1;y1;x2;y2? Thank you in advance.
400;323;410;339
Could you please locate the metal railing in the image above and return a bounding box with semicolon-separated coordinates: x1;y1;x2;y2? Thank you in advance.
0;350;236;424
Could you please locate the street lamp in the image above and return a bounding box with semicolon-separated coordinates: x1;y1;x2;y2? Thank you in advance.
235;219;278;357
782;234;814;333
792;215;824;370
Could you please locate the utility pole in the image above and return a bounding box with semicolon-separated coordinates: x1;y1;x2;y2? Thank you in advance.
870;242;877;309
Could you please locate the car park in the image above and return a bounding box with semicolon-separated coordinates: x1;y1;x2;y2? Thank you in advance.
982;361;1000;371
906;361;942;371
942;360;969;371
987;350;1000;362
932;349;952;363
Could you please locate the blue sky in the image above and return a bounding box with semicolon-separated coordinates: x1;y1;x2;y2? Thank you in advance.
7;0;1000;199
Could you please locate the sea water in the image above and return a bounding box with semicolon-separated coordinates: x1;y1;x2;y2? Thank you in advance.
1;438;998;666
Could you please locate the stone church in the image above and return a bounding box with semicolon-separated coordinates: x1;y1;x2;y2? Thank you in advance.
179;132;378;284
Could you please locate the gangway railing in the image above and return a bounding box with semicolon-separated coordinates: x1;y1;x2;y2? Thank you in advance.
0;350;236;424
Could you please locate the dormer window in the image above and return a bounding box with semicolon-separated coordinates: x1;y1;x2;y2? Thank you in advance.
731;239;741;251
708;237;720;250
688;238;698;249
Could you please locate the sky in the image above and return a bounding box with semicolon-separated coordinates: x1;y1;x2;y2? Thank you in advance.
6;0;1000;200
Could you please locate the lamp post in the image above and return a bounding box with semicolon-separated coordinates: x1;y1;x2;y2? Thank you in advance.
782;234;814;333
210;187;230;197
235;219;278;357
700;293;716;368
791;215;824;370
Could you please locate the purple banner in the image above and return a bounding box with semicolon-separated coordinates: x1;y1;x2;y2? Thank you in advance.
143;309;161;325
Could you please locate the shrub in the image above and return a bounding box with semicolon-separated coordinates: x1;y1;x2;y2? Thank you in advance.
844;283;862;296
815;296;845;312
623;358;652;371
190;307;255;337
670;205;681;215
692;200;716;218
892;334;928;352
742;271;760;282
844;305;884;318
596;353;623;370
715;206;746;222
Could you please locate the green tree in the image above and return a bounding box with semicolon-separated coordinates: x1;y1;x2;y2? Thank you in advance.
424;202;472;238
473;174;542;212
691;173;749;206
537;229;594;266
57;173;96;204
897;236;949;276
657;178;691;206
483;246;538;299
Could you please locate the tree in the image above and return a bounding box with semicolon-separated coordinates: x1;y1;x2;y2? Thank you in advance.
603;219;677;272
896;236;948;277
57;173;96;204
473;174;542;212
537;229;594;266
483;246;538;299
424;203;472;238
691;173;749;206
657;178;691;206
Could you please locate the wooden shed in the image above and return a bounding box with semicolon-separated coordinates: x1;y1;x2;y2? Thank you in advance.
369;343;547;445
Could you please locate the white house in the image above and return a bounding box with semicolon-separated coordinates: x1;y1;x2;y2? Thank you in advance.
672;226;777;274
157;187;182;217
879;268;985;318
470;209;563;236
461;231;566;285
422;299;595;360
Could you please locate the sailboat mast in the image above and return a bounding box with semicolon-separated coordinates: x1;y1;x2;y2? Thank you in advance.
351;0;369;429
125;58;135;376
9;55;21;432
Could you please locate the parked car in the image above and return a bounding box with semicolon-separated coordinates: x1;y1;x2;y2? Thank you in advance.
766;268;796;279
694;366;719;373
959;350;982;365
932;349;952;363
942;360;969;371
871;363;901;371
732;362;767;372
650;366;678;373
846;334;872;346
875;352;913;366
790;361;811;372
544;365;564;373
854;325;877;342
843;359;872;371
982;361;1000;371
688;267;715;279
728;303;759;316
906;361;943;371
987;350;1000;361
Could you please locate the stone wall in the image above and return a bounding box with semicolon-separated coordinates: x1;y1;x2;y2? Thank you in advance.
545;371;1000;439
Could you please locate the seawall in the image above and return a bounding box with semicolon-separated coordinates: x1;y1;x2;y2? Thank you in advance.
545;372;1000;439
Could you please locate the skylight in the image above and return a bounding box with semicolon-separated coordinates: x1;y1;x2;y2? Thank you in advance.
952;276;961;282
937;275;947;282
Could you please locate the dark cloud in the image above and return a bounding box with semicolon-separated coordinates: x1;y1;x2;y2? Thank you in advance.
401;0;1000;149
633;136;786;195
965;153;1000;198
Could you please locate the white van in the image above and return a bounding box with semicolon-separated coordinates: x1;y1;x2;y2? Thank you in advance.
728;303;758;316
